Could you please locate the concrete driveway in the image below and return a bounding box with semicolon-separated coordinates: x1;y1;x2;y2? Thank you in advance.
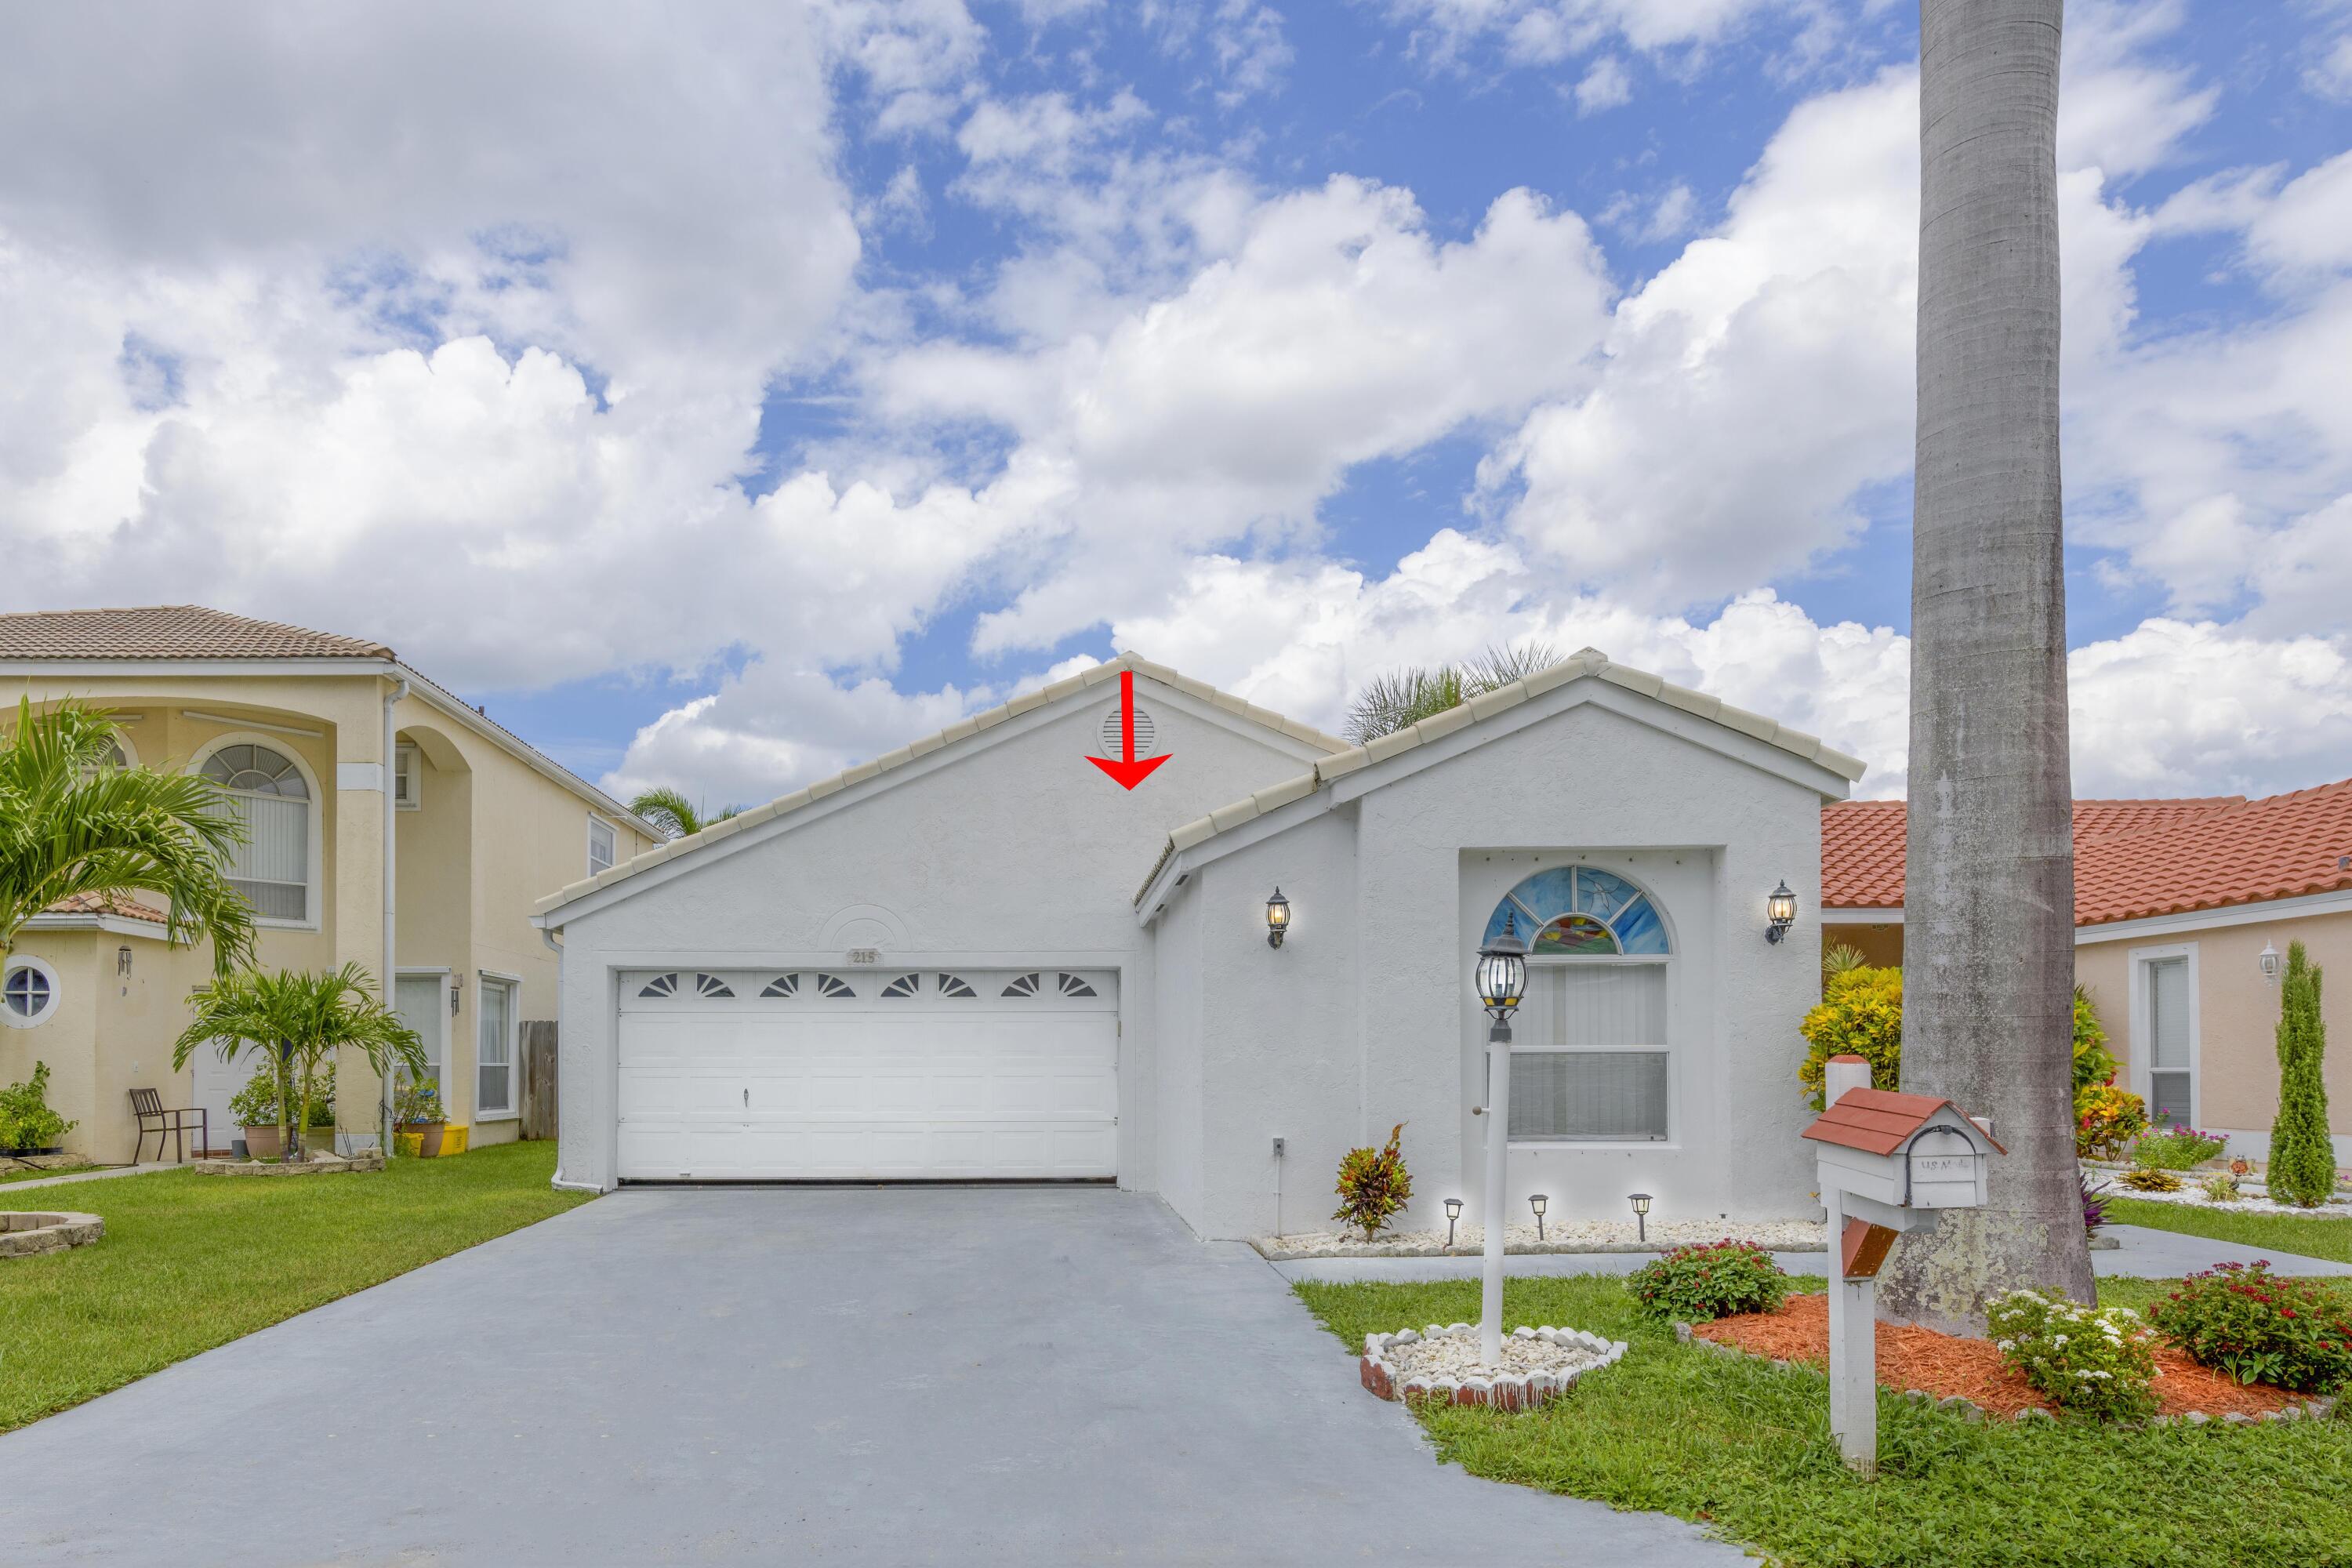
1;1186;1739;1566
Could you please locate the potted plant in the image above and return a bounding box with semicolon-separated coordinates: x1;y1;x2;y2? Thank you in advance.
228;1069;283;1160
173;963;426;1165
394;1076;448;1157
0;1061;78;1156
301;1058;337;1156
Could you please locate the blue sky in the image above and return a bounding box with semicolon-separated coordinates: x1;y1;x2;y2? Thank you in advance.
4;1;2350;804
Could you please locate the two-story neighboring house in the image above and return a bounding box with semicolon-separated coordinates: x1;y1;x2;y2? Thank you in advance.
0;606;662;1163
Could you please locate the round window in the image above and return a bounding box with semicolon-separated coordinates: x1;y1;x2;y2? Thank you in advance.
1;957;60;1029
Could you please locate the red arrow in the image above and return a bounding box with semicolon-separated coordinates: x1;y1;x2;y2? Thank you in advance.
1088;669;1172;790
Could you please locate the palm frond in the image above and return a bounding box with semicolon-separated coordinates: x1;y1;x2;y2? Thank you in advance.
627;786;703;840
0;698;256;971
1341;642;1565;746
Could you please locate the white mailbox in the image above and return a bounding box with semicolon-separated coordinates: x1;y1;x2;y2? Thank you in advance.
1798;1056;2005;1475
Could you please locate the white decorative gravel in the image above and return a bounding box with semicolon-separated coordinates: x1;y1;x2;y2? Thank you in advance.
1385;1327;1611;1384
2096;1183;2352;1219
1260;1217;1825;1258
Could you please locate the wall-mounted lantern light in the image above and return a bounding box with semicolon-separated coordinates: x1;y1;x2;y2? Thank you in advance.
1529;1192;1549;1241
1444;1196;1463;1249
1265;887;1291;949
1766;880;1798;944
2259;940;2283;982
449;973;463;1015
117;946;133;978
1628;1192;1653;1243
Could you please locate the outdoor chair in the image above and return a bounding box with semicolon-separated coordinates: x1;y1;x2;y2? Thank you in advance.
129;1088;209;1164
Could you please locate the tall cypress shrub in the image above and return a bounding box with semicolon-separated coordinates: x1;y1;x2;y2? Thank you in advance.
2268;942;2336;1208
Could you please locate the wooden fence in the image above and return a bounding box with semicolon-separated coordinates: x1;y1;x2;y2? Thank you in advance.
519;1021;559;1141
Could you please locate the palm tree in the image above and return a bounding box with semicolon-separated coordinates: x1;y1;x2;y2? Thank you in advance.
0;698;255;971
1878;0;2090;1331
1342;644;1561;746
626;786;742;841
171;964;426;1161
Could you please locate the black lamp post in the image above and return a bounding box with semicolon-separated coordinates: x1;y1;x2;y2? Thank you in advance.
1628;1192;1653;1243
1529;1192;1548;1241
1473;910;1529;1364
1265;887;1291;949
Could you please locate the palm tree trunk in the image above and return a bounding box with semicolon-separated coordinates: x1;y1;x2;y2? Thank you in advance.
1878;0;2091;1333
278;1042;303;1161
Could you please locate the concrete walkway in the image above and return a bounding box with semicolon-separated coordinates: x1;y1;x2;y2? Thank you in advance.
0;1161;178;1194
1276;1224;2350;1283
0;1186;1740;1567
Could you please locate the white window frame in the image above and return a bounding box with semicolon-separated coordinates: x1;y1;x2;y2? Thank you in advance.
394;742;422;811
476;971;521;1121
2127;942;2200;1130
190;732;325;931
1;954;62;1029
586;815;618;877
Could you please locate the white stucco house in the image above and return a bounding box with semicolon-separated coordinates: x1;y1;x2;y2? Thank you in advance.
532;649;1864;1240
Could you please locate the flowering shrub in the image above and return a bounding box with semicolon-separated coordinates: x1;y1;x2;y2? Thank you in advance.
1987;1288;2158;1421
2075;1080;2148;1160
1330;1123;1413;1242
2147;1261;2352;1393
0;1061;77;1152
2132;1125;2229;1171
1628;1240;1790;1323
2119;1166;2183;1192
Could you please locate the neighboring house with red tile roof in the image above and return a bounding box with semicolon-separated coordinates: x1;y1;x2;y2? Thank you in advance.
1820;786;2352;1166
2;607;664;1164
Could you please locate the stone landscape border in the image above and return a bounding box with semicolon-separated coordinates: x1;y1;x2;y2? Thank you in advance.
1671;1322;2337;1427
195;1149;387;1178
1359;1323;1628;1411
1258;1237;1828;1261
0;1210;103;1258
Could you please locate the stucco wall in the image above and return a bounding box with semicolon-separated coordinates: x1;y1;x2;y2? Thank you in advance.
550;679;1323;1191
2078;908;2352;1160
1151;688;1834;1241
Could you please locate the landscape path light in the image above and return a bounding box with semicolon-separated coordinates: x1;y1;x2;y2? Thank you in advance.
1529;1192;1548;1241
1628;1192;1652;1244
1472;910;1529;1366
1444;1196;1463;1250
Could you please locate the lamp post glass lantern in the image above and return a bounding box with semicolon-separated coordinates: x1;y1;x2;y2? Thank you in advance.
1766;880;1798;944
1628;1192;1653;1243
1265;887;1291;948
1474;912;1529;1364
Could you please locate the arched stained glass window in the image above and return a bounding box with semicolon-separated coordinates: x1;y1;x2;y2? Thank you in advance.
1483;866;1670;956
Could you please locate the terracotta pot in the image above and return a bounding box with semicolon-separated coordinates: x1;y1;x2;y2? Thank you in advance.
242;1124;283;1160
398;1121;447;1158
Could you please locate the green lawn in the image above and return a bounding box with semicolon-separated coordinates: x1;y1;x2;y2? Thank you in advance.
0;1141;590;1432
0;1163;100;1186
2107;1196;2352;1265
1294;1274;2352;1568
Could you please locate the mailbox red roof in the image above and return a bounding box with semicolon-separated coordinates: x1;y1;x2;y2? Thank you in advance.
1801;1087;2006;1156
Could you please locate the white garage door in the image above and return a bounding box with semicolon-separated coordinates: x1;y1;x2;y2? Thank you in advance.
615;967;1118;1181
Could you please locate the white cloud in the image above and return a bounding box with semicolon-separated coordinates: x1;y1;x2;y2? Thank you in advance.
1210;2;1295;104
1573;56;1634;114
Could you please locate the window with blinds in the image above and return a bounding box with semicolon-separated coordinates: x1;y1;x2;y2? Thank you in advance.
1511;964;1670;1141
2147;956;2192;1127
201;743;311;921
478;976;515;1116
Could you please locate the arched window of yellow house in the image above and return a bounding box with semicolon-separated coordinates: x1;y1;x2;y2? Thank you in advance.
200;742;312;923
1483;866;1673;1143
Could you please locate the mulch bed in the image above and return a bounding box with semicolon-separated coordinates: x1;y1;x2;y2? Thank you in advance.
1694;1294;2302;1420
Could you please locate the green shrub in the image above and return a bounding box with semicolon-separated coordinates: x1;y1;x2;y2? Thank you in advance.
394;1075;445;1127
2119;1166;2183;1192
1987;1288;2158;1421
2270;943;2336;1209
1798;965;1903;1107
1627;1240;1790;1323
2131;1125;2228;1171
0;1060;75;1151
302;1059;336;1128
1798;968;2116;1117
227;1069;280;1127
1330;1123;1412;1242
2147;1261;2352;1393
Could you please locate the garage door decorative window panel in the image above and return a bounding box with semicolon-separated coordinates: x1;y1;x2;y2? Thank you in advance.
615;968;1120;1181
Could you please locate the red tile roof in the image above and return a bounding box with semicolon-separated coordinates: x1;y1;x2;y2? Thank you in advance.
1822;784;2352;927
0;606;390;661
1802;1087;2007;1156
41;891;169;924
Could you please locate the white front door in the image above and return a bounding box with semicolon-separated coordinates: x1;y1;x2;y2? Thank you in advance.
615;967;1119;1181
189;1046;250;1154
